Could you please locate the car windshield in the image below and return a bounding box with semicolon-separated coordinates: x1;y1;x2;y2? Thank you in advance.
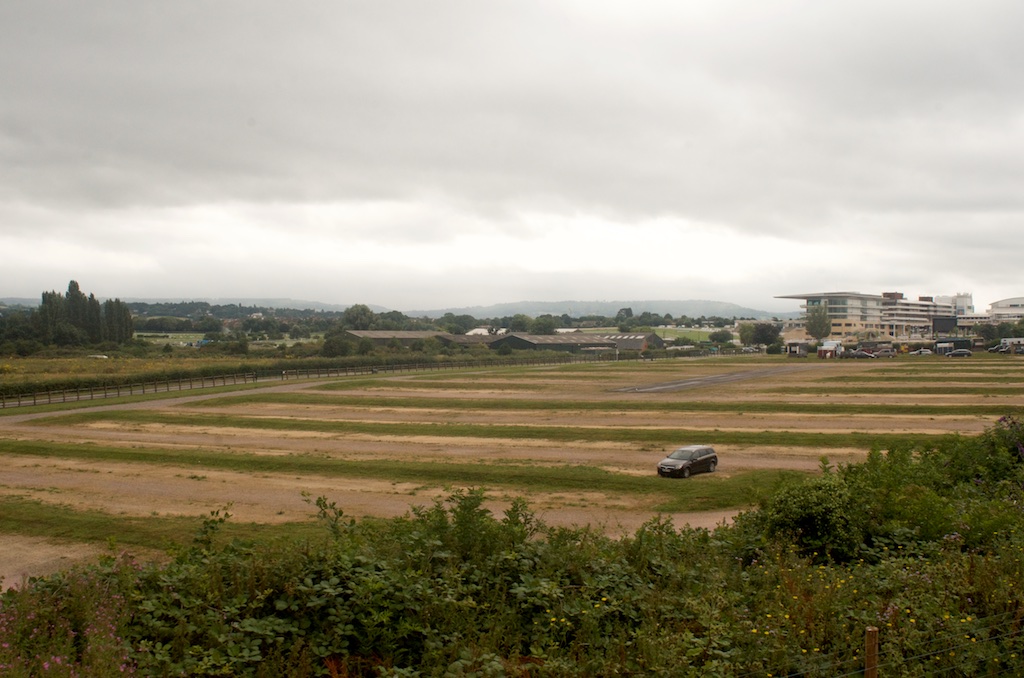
668;448;700;461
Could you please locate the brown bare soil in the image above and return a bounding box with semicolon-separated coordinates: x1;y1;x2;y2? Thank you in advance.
0;537;105;590
2;358;1020;585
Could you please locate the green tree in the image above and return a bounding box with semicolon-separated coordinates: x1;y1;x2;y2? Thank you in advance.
804;304;832;341
85;294;103;343
102;299;134;343
65;280;88;331
321;334;352;357
708;329;734;344
36;290;64;342
759;471;862;562
195;316;224;334
226;333;249;355
420;337;443;355
356;338;375;355
974;323;998;343
737;323;755;345
439;313;477;335
376;310;408;330
29;282;133;346
342;304;376;330
508;314;531;332
52;321;87;346
288;323;312;340
752;322;781;346
530;315;558;335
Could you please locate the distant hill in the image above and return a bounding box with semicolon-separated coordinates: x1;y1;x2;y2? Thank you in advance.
0;298;38;308
3;296;798;320
4;296;364;312
403;300;798;320
118;298;384;313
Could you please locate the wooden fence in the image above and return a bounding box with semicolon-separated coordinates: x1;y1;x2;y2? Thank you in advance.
0;355;603;409
0;373;260;409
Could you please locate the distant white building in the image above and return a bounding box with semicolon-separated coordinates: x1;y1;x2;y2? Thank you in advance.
955;297;1024;329
776;292;886;338
957;312;993;330
988;297;1024;323
934;292;974;316
778;290;966;340
880;292;955;338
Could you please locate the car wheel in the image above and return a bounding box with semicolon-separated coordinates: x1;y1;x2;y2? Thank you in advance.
708;460;716;473
681;467;691;479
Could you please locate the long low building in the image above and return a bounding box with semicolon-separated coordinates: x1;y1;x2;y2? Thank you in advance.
593;333;665;351
487;333;617;352
342;329;663;353
342;330;456;346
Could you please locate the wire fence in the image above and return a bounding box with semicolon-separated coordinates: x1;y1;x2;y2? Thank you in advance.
728;612;1023;677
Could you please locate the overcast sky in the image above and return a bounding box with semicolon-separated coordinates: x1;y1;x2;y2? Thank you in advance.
3;1;1023;313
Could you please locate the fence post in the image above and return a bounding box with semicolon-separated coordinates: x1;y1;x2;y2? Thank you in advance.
865;626;879;678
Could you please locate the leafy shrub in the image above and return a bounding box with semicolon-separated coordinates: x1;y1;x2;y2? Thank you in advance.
754;470;863;562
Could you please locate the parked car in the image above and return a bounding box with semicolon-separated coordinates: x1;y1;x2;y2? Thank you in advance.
848;349;877;359
946;348;973;358
909;348;933;355
873;348;897;358
657;445;718;478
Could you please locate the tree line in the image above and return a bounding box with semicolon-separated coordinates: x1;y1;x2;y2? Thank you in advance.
129;301;749;336
2;287;775;358
135;301;756;344
0;281;134;353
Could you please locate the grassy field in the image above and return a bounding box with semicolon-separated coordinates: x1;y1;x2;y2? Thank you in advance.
0;354;279;389
2;352;1023;559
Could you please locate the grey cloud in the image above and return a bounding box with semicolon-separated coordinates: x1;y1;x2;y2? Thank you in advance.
2;2;1017;219
3;1;1023;309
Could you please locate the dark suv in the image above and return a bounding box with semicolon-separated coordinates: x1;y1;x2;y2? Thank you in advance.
657;445;718;478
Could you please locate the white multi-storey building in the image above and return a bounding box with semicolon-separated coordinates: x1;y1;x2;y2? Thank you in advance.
934;293;974;316
880;292;956;338
988;298;1024;323
779;290;966;340
776;292;886;338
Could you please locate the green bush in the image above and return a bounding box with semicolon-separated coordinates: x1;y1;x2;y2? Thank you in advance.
754;470;863;562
